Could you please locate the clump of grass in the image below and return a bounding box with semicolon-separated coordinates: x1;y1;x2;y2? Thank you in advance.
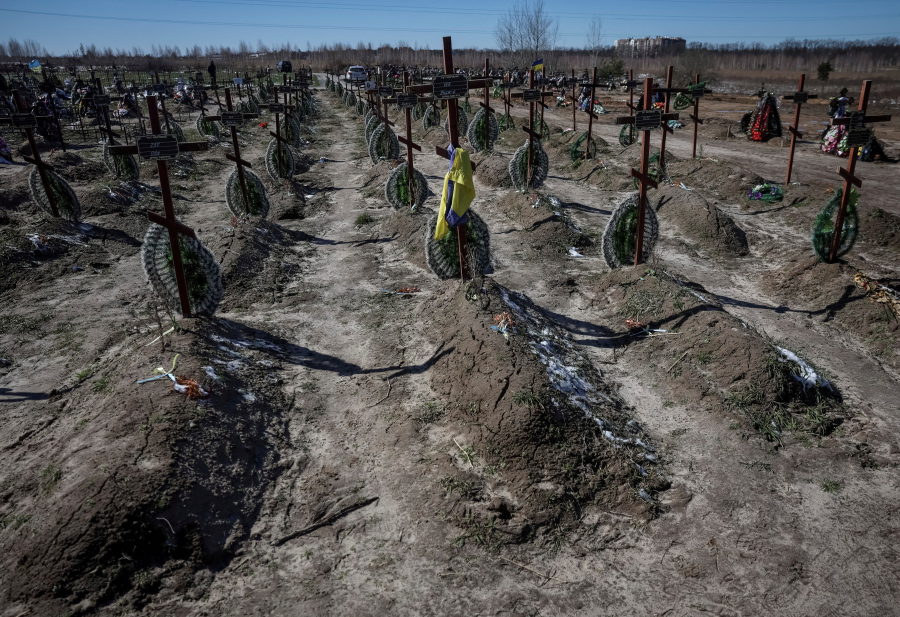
414;400;444;426
355;212;374;226
697;351;712;365
76;365;96;382
439;476;480;499
821;479;842;494
91;375;112;393
41;464;62;492
622;289;664;320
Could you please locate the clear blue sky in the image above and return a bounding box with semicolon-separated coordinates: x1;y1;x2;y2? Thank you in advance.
2;0;898;55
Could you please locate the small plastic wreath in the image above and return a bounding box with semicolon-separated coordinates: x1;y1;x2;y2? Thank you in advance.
466;108;499;152
412;102;425;121
632;152;665;190
424;209;491;280
28;167;81;222
601;193;659;269
812;187;859;262
509;140;549;190
747;183;784;202
498;112;515;132
619;123;636;147
368;123;400;163
569;131;597;162
384;161;428;210
285;114;303;148
196;114;220;139
265;139;295;181
365;116;381;143
531;116;550;140
141;222;224;317
102;142;140;181
225;168;270;218
673;92;693;111
423;105;441;130
166;121;186;144
443;107;469;137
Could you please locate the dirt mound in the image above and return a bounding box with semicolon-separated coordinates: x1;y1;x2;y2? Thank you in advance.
590;267;848;445
576;161;634;190
666;157;765;202
418;278;663;547
473;153;512;188
654;186;749;257
52;152;109;184
545;129;609;168
357;160;395;199
422;127;450;148
379;208;431;272
489;191;592;258
861;205;900;254
0;319;289;614
761;255;900;371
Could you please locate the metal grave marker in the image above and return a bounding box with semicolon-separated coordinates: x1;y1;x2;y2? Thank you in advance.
433;74;468;100
136;134;180;161
220;111;245;127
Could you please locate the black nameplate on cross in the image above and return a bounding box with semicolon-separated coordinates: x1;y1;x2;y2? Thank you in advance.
108;95;209;316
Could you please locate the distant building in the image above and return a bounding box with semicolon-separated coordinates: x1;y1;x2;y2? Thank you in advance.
615;36;686;57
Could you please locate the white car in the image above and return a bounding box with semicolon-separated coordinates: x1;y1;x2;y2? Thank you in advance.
346;66;367;83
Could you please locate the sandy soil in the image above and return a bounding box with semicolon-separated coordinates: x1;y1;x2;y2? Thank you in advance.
0;73;899;616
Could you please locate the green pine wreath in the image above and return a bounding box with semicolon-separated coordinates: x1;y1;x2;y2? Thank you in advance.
466;108;499;152
569;131;597;161
601;193;660;268
385;162;428;210
28;167;81;222
196;114;221;139
619;123;636;147
509;140;549;190
425;209;491;279
225;168;270;218
812;187;859;262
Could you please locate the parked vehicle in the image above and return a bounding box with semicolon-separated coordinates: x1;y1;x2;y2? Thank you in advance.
345;66;367;83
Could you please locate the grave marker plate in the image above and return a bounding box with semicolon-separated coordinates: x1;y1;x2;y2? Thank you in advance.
849;111;866;129
793;91;809;104
397;94;418;109
433;74;468;100
847;127;872;148
195;72;203;83
279;85;292;94
268;102;285;113
378;86;394;97
365;81;376;91
233;78;244;85
92;94;111;106
522;89;541;102
635;109;662;131
220;111;245;127
11;113;37;128
136;135;179;161
153;84;166;93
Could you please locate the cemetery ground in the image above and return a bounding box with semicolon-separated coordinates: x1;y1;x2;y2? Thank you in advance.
1;70;899;616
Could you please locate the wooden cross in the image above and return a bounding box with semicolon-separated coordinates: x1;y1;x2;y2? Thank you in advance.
577;68;604;161
407;36;492;280
108;96;208;316
826;80;891;262
688;74;709;158
216;88;258;214
2;90;60;216
615;78;679;265
382;72;428;207
508;69;555;176
783;73;818;184
623;70;640;115
570;70;577;131
260;97;293;165
377;74;398;157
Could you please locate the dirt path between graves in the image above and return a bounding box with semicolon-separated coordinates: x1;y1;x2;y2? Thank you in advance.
1;77;899;616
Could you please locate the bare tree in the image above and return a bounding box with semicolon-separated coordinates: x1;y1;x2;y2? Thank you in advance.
495;0;558;69
586;17;603;68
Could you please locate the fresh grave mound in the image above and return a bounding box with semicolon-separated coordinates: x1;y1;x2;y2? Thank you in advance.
653;186;749;257
590;267;848;445
761;254;899;372
419;278;664;548
577;161;634;191
860;206;900;254
472;152;513;188
421;126;451;148
665;157;765;202
490;191;592;258
379;207;432;272
357;160;396;199
545;129;609;166
51;152;109;184
0;320;289;615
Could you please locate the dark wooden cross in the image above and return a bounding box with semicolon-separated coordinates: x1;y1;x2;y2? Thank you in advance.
376;74;398;157
204;88;258;214
783;73;818;184
509;69;555;176
108;95;209;316
688;74;709;158
382;72;428;207
615;78;679;265
3;90;59;216
826;80;891;262
623;70;640;115
577;68;603;161
570;69;577;131
407;37;492;280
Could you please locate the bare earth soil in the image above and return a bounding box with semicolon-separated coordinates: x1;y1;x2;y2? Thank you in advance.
1;73;899;616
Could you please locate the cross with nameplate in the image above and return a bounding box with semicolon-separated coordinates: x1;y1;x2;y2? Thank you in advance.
783;73;818;184
576;68;603;161
108;95;209;316
510;69;555;177
615;78;679;265
204;87;259;214
1;90;59;216
382;71;428;205
407;37;492;280
826;80;891;262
